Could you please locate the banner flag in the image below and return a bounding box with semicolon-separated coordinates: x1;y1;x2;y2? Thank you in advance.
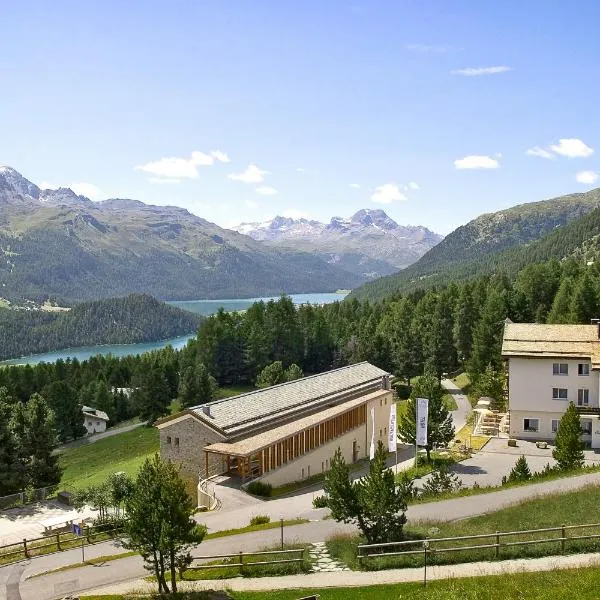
416;397;429;447
369;406;375;459
388;403;397;452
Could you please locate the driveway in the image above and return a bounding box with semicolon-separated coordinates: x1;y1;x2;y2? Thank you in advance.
442;378;471;433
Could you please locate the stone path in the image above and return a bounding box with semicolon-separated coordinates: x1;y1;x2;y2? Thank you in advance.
308;542;350;572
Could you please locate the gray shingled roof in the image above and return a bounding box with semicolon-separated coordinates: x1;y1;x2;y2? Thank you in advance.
191;362;389;435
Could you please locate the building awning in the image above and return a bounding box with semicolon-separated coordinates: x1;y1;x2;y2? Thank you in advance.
204;389;388;458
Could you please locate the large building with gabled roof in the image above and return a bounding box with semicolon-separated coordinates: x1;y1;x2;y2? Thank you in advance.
155;362;394;496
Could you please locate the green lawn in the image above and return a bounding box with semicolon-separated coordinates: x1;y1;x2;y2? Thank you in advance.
82;566;600;599
441;392;458;411
329;482;600;570
59;426;159;490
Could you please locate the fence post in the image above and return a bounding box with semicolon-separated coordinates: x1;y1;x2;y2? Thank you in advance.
495;531;500;558
239;551;243;568
56;532;61;551
86;526;91;543
19;492;24;506
23;538;29;559
561;524;566;553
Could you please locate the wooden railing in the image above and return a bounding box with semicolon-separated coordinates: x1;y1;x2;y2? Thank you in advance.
357;522;600;566
189;547;306;571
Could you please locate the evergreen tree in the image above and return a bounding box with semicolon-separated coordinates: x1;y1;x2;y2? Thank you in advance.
453;286;476;364
41;380;86;442
324;442;408;544
427;292;456;379
507;455;532;483
397;370;455;460
123;454;206;593
553;402;585;470
94;380;116;423
10;401;30;491
547;278;575;323
135;368;171;424
25;394;62;488
569;272;598;323
0;401;19;495
473;364;506;410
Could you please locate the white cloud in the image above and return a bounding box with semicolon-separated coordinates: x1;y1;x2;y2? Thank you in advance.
135;149;229;179
371;184;407;205
245;199;258;209
255;186;278;195
526;146;555;160
550;138;594;158
576;171;598;184
296;167;319;174
149;177;181;184
210;150;230;163
451;66;512;76
228;163;268;184
454;155;500;169
408;181;420;190
406;43;451;53
349;183;361;189
41;180;105;199
283;209;311;219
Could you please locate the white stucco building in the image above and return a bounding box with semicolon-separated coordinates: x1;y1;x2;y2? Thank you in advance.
502;322;600;448
82;405;109;435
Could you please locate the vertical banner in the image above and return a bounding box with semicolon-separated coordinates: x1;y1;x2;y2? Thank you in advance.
369;406;375;459
416;397;429;447
388;403;397;452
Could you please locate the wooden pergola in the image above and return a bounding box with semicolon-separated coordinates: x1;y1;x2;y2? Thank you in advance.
204;400;368;481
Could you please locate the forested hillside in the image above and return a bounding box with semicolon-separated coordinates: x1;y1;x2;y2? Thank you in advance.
0;294;201;361
351;189;600;301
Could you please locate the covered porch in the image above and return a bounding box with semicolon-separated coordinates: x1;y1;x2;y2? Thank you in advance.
203;397;368;482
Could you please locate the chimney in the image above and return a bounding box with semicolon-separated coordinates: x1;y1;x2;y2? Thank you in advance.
202;405;212;418
381;375;391;391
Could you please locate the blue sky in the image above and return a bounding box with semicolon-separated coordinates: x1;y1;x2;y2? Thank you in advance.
2;1;600;234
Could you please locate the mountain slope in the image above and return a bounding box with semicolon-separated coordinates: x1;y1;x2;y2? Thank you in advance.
234;209;442;278
350;189;600;301
0;294;202;361
0;167;364;302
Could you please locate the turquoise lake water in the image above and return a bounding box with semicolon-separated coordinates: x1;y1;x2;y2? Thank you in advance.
2;292;347;366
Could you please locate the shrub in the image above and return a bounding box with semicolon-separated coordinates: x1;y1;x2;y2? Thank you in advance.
421;465;462;496
312;495;328;508
249;515;270;526
247;481;272;497
507;455;532;483
393;383;412;400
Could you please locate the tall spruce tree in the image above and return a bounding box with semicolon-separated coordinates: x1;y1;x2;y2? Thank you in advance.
553;402;585;470
0;401;19;495
547;278;575;323
454;285;477;364
42;380;86;442
569;273;598;324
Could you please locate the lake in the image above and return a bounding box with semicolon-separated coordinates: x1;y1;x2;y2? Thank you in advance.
1;292;348;366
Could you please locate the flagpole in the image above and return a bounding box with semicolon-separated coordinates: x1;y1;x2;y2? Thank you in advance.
414;397;418;468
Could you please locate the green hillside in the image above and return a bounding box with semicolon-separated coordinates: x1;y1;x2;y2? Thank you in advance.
350;189;600;301
0;293;201;361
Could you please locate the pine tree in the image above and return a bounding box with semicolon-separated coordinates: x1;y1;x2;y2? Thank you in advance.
284;363;303;382
454;286;476;363
25;394;62;488
123;454;206;593
547;278;574;323
553;402;585;470
42;380;86;442
507;454;532;482
135;368;171;424
10;401;30;491
397;369;455;460
473;364;506;410
427;292;456;379
569;273;598;324
256;361;286;388
0;401;19;495
94;380;116;423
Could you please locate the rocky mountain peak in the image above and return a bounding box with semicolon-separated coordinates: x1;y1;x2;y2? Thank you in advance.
350;209;398;230
0;166;40;199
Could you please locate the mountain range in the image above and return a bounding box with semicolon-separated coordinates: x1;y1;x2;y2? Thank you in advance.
350;188;600;301
0;167;440;303
233;210;442;278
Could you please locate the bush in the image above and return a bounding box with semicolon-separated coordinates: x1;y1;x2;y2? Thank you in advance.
393;383;412;400
249;515;270;526
312;494;328;508
247;481;272;497
421;465;462;496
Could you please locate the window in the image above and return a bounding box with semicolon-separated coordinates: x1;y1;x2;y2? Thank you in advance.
174;437;180;446
579;363;590;376
523;418;539;433
551;419;559;434
582;419;593;435
167;436;172;444
552;388;568;400
578;389;590;406
553;363;568;375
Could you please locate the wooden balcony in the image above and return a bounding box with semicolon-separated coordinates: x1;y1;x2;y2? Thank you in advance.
575;405;600;415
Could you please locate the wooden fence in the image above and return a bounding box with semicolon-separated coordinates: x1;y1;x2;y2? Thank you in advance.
0;524;122;565
358;522;600;566
189;548;306;571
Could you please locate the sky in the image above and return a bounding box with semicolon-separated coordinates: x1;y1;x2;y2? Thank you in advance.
2;1;600;234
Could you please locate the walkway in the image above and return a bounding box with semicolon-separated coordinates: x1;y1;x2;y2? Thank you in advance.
85;551;600;594
54;420;146;454
442;377;471;433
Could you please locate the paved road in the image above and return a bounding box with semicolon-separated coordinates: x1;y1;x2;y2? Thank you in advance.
442;378;471;433
6;468;600;600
